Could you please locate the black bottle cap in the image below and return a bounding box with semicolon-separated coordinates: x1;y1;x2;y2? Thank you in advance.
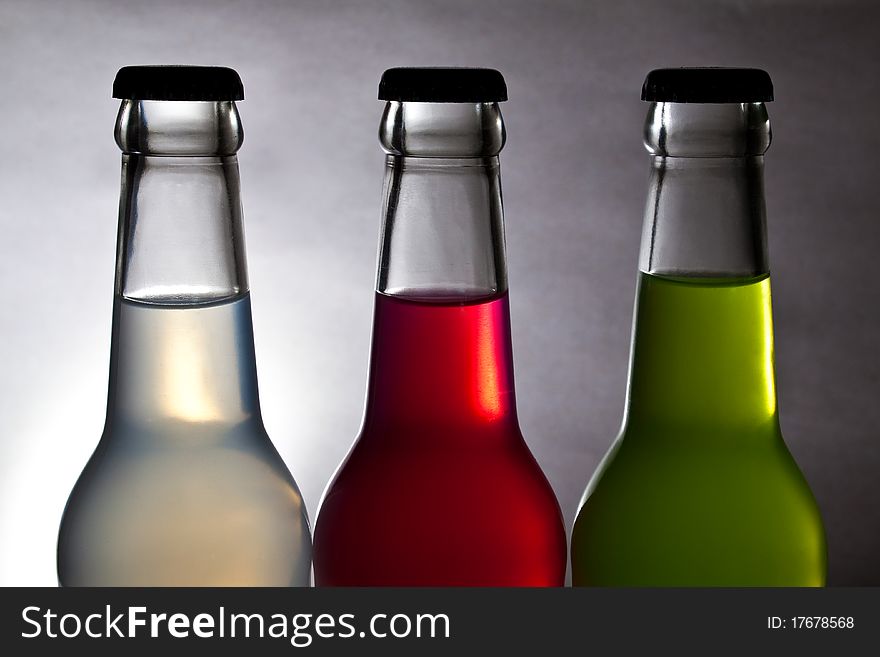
113;65;244;101
379;67;508;103
641;68;773;103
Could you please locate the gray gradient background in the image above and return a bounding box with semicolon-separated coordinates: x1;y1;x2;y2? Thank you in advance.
0;0;877;585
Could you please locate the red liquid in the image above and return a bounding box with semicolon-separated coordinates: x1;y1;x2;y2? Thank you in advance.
313;291;567;586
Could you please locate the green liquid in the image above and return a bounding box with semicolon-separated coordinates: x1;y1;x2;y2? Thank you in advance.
571;273;826;586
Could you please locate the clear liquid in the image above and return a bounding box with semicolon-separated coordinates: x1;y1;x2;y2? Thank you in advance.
58;294;312;586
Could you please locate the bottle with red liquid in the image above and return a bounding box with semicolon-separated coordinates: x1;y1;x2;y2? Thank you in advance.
313;68;566;586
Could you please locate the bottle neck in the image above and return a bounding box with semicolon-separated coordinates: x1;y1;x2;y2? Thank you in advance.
376;101;508;299
106;100;260;430
362;291;517;432
114;100;248;304
626;102;778;434
640;102;770;278
624;272;778;434
377;154;507;298
364;101;517;431
106;294;261;430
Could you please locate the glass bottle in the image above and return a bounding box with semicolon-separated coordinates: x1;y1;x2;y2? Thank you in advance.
313;68;567;586
57;66;312;586
571;68;827;586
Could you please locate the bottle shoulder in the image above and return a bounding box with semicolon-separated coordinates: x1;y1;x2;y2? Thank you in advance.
571;427;826;586
575;425;824;532
314;425;565;586
58;422;311;586
320;424;559;516
71;417;304;508
591;422;810;480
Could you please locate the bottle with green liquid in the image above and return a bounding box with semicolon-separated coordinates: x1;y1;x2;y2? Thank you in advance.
571;68;827;586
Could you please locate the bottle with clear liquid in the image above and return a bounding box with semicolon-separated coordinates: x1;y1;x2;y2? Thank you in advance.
571;68;826;586
57;66;312;586
313;68;567;586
